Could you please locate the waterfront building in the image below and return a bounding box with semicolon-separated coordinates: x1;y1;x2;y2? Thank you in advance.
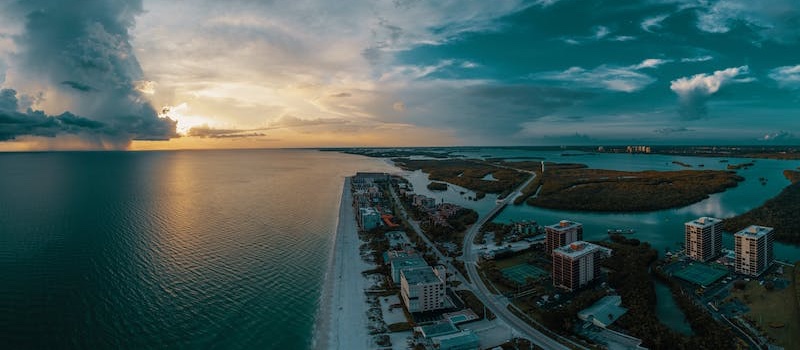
577;295;628;328
387;253;429;284
552;241;612;291
358;207;381;231
431;330;480;350
545;220;583;254
353;172;389;184
734;225;774;276
413;195;437;210
685;217;723;262
400;266;446;313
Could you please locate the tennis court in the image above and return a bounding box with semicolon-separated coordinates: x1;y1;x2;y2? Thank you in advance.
674;263;728;286
501;263;548;285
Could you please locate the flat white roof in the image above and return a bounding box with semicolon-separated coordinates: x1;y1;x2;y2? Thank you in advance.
402;267;441;284
685;216;722;228
734;225;773;239
553;241;608;258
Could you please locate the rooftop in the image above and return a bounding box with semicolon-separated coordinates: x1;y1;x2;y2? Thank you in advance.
553;241;611;259
359;207;378;215
392;257;428;270
384;250;418;263
734;225;773;239
417;321;458;338
546;220;582;231
578;295;628;327
432;330;480;349
401;267;442;285
686;216;722;228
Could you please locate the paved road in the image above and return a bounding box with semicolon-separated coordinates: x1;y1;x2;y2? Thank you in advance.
389;165;579;349
458;172;574;350
388;186;469;286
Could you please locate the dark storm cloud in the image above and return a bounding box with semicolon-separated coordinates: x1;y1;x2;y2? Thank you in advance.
3;0;177;145
0;89;113;141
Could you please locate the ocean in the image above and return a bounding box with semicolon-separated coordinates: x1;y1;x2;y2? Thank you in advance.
2;148;800;348
0;149;393;349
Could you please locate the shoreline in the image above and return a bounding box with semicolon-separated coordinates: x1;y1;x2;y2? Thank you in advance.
312;177;372;350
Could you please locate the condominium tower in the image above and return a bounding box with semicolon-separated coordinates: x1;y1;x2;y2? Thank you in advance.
552;241;612;291
546;220;583;254
400;266;447;313
685;217;723;262
734;225;774;277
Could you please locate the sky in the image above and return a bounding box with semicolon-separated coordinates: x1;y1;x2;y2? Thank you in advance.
1;0;799;150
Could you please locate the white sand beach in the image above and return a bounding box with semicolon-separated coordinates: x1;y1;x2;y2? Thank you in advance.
314;177;373;350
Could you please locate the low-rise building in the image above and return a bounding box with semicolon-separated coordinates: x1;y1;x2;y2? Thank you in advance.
400;266;446;313
552;241;612;291
734;225;774;276
432;330;480;350
578;295;628;328
358;207;382;231
413;195;437;210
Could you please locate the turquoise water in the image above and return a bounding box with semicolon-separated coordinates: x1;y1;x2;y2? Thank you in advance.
0;150;393;349
449;147;800;334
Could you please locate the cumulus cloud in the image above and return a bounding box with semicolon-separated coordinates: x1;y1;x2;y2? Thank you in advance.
531;58;670;92
1;0;177;147
669;66;752;119
768;64;800;88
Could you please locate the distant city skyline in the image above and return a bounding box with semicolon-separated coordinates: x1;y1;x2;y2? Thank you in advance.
1;0;799;150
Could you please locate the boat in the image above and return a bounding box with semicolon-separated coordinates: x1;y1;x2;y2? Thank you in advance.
607;228;635;234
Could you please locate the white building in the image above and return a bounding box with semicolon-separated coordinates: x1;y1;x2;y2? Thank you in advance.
388;254;429;284
734;225;774;276
400;266;446;313
358;207;381;231
578;295;628;328
552;241;612;291
685;217;723;262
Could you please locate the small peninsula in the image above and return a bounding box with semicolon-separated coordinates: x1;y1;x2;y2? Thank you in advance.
723;170;800;244
527;163;744;212
393;158;528;197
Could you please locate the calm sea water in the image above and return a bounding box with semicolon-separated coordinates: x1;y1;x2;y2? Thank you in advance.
0;150;392;349
3;148;798;347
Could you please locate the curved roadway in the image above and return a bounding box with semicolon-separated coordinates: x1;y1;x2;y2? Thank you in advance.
390;163;574;349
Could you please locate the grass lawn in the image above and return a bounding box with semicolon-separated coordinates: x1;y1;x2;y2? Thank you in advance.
731;265;800;348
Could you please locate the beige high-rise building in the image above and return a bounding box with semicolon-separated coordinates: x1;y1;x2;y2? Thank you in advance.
552;241;612;291
685;217;723;262
545;220;583;254
734;225;774;277
400;266;446;313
